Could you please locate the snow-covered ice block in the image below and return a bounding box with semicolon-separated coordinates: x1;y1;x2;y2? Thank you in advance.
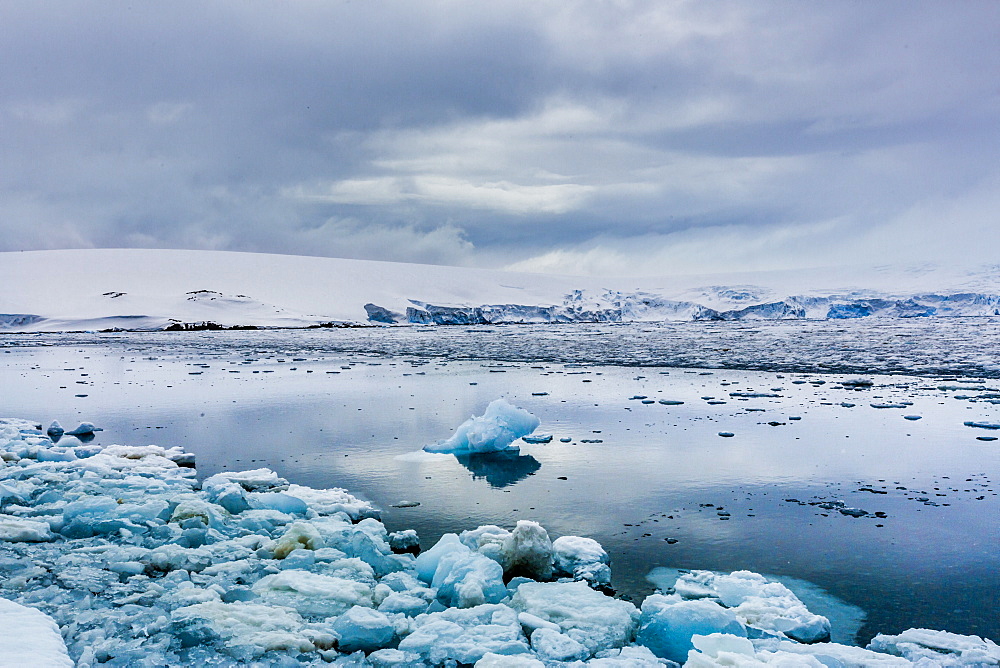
273;520;325;559
0;514;53;542
415;532;469;583
252;570;374;618
685;633;827;667
552;534;612;585
501;520;553;580
65;422;101;436
332;605;397;653
0;597;74;667
388;528;420;554
672;570;832;643
170;600;316;657
510;580;640;657
530;626;589;661
432;549;509;608
753;637;914;666
461;520;554;580
368;648;428;667
203;468;290;493
247;491;308;515
868;628;1000;666
424;398;541;453
284;483;378;521
476;651;546;667
378;591;431;617
637;595;747;663
587;644;673;666
396;603;531;664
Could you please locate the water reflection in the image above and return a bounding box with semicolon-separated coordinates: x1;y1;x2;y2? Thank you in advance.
454;450;541;488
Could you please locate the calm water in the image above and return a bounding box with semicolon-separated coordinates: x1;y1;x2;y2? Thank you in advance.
2;328;999;644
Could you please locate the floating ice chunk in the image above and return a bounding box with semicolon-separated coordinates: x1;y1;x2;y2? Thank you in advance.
273;521;325;559
212;483;251;514
145;543;212;573
284;483;378;521
424;399;541;453
65;422;102;436
637;595;746;663
531;626;589;661
552;535;612;586
502;520;553;580
648;568;863;646
674;570;832;644
868;628;1000;665
0;514;53;542
461;525;510;560
169;495;226;528
396;603;531;664
476;652;545;667
432;550;508;608
247;491;308;515
252;570;374;618
587;644;672;665
510;580;639;657
685;633;827;667
379;592;431;617
0;597;74;667
517;611;562;634
753;637;914;666
0;479;32;504
521;433;553;444
170;601;315;657
333;605;397;653
203;468;290;494
368;648;428;667
46;420;65;441
36;445;77;462
388;529;420;554
459;521;553;580
964;421;1000;430
415;532;469;583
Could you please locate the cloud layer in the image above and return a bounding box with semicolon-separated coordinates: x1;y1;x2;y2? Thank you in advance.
2;1;998;275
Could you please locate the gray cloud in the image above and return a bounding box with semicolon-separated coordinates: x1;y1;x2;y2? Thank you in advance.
2;1;998;275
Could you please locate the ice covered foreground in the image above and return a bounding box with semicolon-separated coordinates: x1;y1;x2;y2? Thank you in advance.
423;399;541;454
2;418;999;666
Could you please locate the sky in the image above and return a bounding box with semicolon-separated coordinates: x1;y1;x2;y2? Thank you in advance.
2;1;999;277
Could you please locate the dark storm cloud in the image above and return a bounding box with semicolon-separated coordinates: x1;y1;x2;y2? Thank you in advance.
2;1;999;275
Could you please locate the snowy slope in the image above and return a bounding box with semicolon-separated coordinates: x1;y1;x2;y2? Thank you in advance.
2;249;1000;331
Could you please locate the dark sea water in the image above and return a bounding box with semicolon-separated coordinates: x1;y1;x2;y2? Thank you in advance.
2;325;998;644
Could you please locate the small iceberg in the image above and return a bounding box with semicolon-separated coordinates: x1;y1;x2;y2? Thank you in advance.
424;399;540;454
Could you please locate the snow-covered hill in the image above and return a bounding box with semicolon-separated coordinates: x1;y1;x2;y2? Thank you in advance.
2;249;1000;331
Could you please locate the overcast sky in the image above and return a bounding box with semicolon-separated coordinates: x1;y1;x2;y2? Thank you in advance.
2;1;998;276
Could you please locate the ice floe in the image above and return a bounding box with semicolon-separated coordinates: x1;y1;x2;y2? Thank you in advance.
423;399;541;454
1;416;997;666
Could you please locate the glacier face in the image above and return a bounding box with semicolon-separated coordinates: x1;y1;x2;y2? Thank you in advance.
364;289;1000;325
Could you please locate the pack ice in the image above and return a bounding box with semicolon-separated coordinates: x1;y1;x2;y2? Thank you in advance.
2;417;999;666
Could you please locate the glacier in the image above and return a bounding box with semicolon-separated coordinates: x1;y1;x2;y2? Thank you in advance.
2;417;999;666
5;249;1000;331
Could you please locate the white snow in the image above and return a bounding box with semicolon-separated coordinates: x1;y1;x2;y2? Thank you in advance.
4;248;1000;330
0;597;74;667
